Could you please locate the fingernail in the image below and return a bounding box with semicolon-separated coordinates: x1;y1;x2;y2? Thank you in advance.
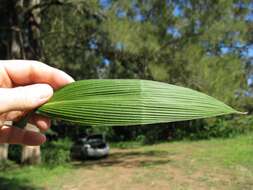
40;134;47;144
36;84;53;100
60;70;75;83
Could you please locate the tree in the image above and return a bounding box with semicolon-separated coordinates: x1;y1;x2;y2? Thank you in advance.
38;0;252;141
101;0;250;105
1;0;252;143
42;0;250;106
0;0;43;164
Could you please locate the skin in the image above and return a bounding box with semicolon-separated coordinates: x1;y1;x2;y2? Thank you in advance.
0;60;74;146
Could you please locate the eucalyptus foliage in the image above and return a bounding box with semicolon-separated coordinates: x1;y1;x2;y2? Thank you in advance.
37;80;242;127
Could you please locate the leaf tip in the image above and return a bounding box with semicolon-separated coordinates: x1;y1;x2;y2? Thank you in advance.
236;111;248;115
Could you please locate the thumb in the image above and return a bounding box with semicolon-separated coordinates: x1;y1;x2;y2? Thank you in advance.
0;84;53;113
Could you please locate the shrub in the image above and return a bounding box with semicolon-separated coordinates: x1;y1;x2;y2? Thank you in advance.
0;159;18;171
108;115;253;144
41;138;73;165
173;116;253;140
8;145;22;163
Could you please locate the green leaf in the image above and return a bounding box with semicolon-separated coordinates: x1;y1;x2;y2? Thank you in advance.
37;79;243;127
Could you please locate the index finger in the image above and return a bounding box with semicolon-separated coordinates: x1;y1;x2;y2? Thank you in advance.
2;60;74;89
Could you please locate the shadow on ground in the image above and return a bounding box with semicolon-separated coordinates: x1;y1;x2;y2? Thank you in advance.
73;149;175;168
0;177;43;190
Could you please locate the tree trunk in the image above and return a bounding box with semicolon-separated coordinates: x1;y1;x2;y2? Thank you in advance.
7;0;42;165
21;124;41;164
0;121;12;161
0;144;8;161
0;0;42;164
3;0;44;165
20;0;42;165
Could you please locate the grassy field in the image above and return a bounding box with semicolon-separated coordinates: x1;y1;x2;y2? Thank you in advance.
0;133;253;190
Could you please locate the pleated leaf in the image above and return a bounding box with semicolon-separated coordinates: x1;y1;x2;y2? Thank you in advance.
37;79;242;127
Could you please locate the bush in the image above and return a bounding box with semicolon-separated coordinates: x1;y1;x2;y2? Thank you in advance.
135;126;166;145
108;115;253;144
0;159;18;171
173;115;253;140
41;138;73;165
135;135;146;144
8;145;22;163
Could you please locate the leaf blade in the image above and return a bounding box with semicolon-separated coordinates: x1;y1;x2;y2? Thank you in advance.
37;79;241;126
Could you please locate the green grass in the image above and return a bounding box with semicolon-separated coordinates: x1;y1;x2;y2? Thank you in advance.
0;164;72;190
1;133;253;190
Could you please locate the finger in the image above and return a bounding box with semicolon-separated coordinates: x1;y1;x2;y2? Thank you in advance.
29;114;51;132
2;60;74;89
0;125;46;145
0;110;25;121
0;84;53;113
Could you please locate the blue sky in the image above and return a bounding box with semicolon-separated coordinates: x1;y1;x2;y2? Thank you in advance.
247;46;253;57
99;0;253;85
99;0;253;58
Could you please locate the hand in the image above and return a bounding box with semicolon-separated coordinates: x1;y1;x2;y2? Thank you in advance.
0;60;74;146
